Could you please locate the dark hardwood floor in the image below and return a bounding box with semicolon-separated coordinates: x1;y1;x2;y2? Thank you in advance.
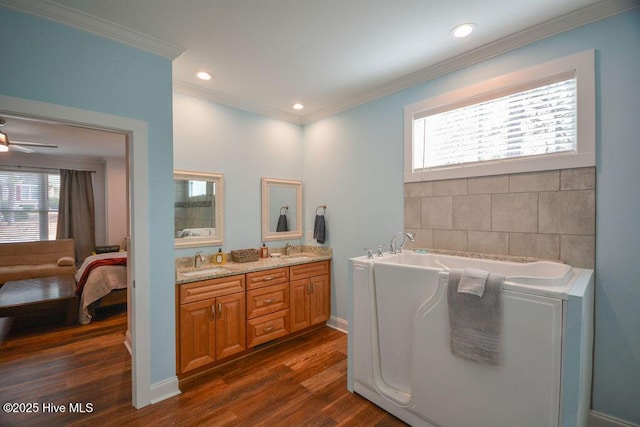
0;309;407;426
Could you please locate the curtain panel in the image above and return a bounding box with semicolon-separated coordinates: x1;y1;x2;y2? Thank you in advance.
56;169;95;261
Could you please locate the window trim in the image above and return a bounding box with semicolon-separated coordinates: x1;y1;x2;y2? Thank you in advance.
404;50;595;182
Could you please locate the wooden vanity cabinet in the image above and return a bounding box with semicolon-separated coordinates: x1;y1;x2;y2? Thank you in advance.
177;259;331;377
290;261;331;333
177;274;246;375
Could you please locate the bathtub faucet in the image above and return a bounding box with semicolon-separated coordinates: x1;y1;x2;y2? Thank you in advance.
390;232;415;254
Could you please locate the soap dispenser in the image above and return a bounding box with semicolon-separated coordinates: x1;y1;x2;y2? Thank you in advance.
214;248;226;264
260;242;269;258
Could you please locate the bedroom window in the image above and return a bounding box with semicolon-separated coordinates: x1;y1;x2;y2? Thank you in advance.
0;170;60;243
404;50;595;182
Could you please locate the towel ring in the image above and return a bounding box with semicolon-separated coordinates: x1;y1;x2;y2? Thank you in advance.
280;206;288;215
315;204;327;215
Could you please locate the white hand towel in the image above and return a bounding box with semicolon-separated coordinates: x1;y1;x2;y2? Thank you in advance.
458;268;490;297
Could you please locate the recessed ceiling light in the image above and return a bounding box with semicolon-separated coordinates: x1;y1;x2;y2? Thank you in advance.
292;103;304;110
451;23;475;38
196;71;214;81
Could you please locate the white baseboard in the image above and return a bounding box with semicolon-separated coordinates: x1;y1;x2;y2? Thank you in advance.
123;330;132;355
590;411;639;427
326;315;348;333
149;376;181;404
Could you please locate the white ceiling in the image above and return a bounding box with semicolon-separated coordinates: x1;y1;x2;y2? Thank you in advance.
0;0;634;157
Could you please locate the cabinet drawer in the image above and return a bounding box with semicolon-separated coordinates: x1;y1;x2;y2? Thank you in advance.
246;267;289;290
289;260;330;281
180;274;245;304
247;309;290;348
247;283;289;319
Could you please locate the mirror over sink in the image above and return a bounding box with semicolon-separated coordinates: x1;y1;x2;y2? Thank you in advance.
174;170;224;248
261;177;302;241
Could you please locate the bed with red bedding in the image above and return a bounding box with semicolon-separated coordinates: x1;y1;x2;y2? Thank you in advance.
75;252;127;324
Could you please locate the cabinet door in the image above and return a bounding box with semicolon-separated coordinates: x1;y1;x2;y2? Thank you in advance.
179;298;216;374
290;278;310;332
310;274;330;326
215;292;246;360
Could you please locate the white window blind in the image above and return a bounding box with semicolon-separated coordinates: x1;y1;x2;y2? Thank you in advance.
413;75;577;171
404;50;595;182
0;170;60;243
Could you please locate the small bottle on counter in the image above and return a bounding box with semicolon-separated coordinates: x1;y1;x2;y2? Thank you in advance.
214;248;226;264
260;242;269;258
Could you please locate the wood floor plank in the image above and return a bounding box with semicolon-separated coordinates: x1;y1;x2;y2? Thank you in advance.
0;311;407;426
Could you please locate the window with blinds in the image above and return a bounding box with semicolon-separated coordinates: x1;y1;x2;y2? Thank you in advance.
0;170;60;243
413;76;577;170
404;51;595;182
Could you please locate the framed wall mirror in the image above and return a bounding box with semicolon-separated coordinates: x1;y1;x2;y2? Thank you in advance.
262;177;302;241
174;170;224;248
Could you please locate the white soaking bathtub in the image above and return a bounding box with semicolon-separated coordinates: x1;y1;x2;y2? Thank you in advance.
348;252;593;427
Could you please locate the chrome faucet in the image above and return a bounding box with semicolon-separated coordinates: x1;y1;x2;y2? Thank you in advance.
194;251;204;268
284;242;292;256
390;232;415;254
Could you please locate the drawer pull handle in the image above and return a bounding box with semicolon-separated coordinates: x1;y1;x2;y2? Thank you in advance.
263;276;274;281
263;299;275;304
263;327;274;333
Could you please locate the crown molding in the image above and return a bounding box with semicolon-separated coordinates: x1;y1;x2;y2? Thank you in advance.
173;81;304;125
0;0;185;59
301;0;639;124
2;0;636;124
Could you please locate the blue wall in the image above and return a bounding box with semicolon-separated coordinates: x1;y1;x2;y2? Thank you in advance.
0;7;175;386
173;93;303;256
303;10;640;424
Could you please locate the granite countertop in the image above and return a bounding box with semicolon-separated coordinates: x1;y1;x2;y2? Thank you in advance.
175;245;332;285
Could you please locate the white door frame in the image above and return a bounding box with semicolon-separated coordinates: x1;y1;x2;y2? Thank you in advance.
0;94;152;408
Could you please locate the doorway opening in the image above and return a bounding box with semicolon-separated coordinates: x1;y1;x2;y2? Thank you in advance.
0;94;152;408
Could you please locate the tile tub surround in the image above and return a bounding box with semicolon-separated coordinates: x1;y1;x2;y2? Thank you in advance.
175;245;332;284
404;167;595;269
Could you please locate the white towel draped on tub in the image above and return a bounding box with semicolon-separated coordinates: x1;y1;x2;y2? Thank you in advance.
447;268;504;366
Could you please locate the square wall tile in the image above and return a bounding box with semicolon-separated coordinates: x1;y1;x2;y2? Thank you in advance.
405;228;433;250
561;167;595;190
434;229;467;251
510;233;560;260
405;181;434;198
453;195;491;231
421;196;453;229
468;175;509;194
492;193;539;233
468;231;509;255
434;179;467;196
539;190;595;235
404;198;421;228
561;235;595;269
510;170;560;192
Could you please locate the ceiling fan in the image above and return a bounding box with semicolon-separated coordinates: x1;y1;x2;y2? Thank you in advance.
0;119;58;153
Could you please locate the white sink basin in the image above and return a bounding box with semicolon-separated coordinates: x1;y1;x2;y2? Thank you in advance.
180;267;229;277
